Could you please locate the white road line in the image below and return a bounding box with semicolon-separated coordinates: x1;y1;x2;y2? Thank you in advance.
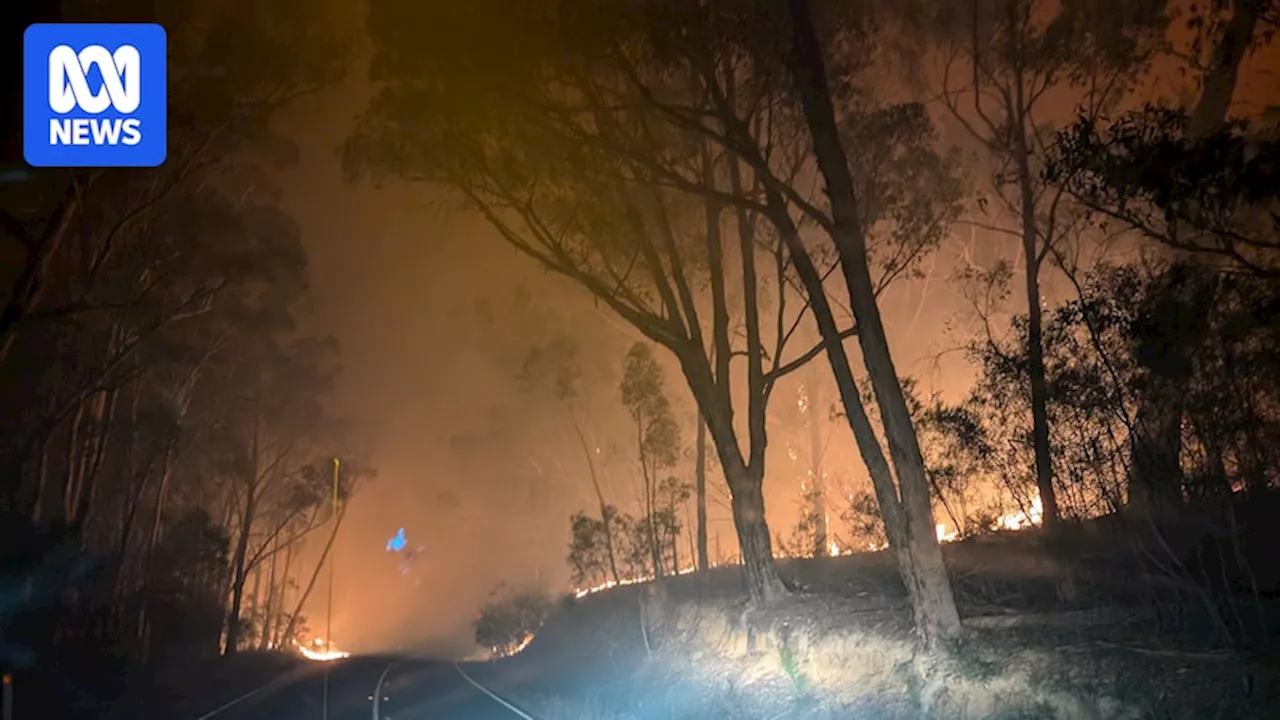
371;661;399;720
452;662;537;719
191;678;276;720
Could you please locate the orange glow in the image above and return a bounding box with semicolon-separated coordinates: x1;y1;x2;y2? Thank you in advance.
297;637;350;662
572;564;699;599
569;497;1049;598
935;523;960;543
500;633;536;657
994;496;1043;531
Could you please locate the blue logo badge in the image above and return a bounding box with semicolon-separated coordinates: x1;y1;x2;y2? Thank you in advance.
23;23;167;168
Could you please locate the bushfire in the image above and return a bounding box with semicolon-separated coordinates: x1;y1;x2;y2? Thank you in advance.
568;495;1045;598
297;636;351;662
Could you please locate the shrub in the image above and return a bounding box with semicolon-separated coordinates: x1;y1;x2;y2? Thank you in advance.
474;585;553;657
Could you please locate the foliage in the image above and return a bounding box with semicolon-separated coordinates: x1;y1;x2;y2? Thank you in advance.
567;475;695;585
840;490;888;550
777;486;827;558
474;585;554;657
0;0;360;683
144;509;230;659
346;0;971;604
620;344;682;472
567;508;614;587
931;259;1280;521
619;343;687;577
1046;106;1280;277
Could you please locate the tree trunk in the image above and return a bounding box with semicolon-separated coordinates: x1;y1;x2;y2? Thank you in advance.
1128;377;1186;518
1018;199;1061;528
62;397;87;523
686;502;697;571
224;487;256;655
281;501;346;646
670;510;679;574
569;411;620;584
259;532;279;650
142;444;175;581
1004;38;1062;527
723;456;787;603
636;415;665;580
647;471;663;579
778;202;959;648
224;418;261;655
30;424;51;524
1187;0;1258;138
1125;3;1252;514
273;541;297;648
1127;265;1211;517
806;363;828;555
112;379;146;609
689;333;786;601
249;563;263;644
695;411;709;571
784;0;961;649
74;386;119;533
724;131;787;604
0;181;81;367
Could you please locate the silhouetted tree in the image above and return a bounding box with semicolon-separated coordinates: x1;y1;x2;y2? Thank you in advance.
893;0;1169;529
521;338;622;585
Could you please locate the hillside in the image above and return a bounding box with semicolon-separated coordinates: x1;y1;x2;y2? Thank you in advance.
469;517;1280;719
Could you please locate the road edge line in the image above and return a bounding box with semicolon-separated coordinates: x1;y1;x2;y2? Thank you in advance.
191;678;275;720
452;662;536;719
371;661;399;720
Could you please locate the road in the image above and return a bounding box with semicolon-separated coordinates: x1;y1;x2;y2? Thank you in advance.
187;655;537;720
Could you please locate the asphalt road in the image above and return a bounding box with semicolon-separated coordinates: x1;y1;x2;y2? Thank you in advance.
189;655;534;720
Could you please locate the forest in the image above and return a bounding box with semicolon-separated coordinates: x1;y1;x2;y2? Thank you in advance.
2;0;1278;717
347;0;1278;656
0;0;374;712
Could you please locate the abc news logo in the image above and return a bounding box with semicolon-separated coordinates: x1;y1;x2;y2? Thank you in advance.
23;24;167;168
48;44;144;147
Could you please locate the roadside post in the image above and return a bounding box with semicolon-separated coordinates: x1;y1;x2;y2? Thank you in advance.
3;672;12;720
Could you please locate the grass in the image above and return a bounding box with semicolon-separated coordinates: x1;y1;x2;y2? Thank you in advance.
477;519;1279;719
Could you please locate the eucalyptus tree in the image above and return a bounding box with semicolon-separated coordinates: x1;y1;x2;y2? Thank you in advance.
887;0;1169;527
348;3;969;645
620;343;682;578
0;0;356;666
521;337;623;585
1042;0;1277;516
345;0;874;602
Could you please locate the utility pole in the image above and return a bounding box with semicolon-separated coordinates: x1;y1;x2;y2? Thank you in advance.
322;457;339;720
326;456;339;653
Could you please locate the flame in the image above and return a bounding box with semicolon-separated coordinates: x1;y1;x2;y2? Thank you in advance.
994;496;1043;531
572;564;699;599
570;497;1048;598
299;646;350;662
936;523;960;543
495;633;536;658
297;637;350;662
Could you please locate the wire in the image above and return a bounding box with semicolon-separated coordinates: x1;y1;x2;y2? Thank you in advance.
452;662;537;719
